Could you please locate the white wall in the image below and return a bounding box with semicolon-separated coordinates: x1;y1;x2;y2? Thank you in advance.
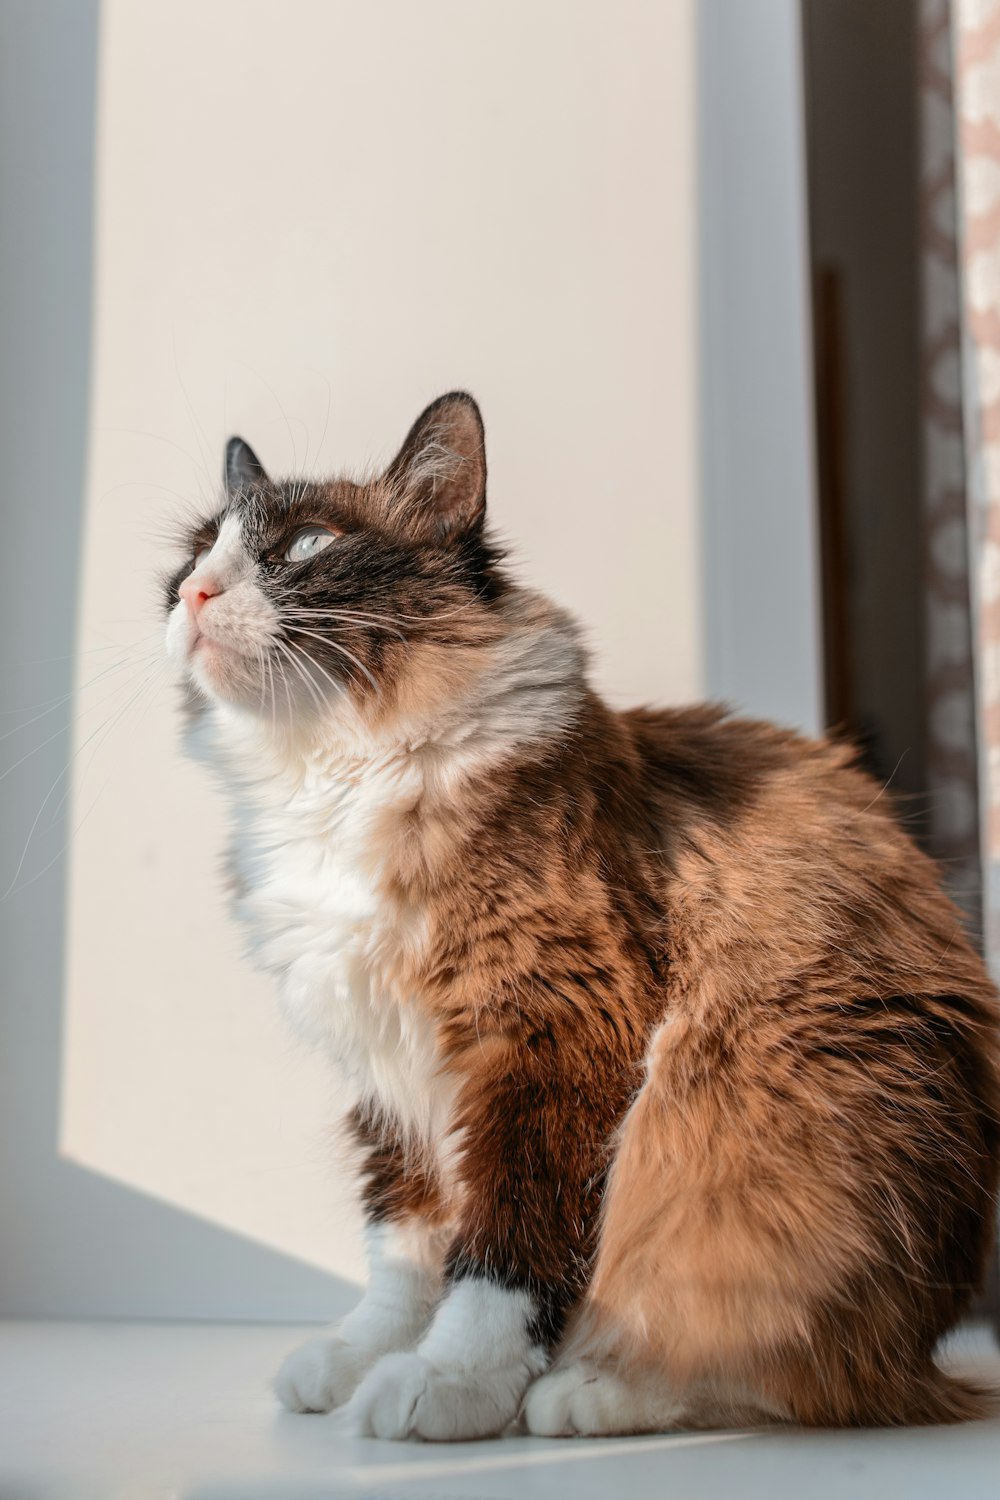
5;0;698;1318
1;0;821;1322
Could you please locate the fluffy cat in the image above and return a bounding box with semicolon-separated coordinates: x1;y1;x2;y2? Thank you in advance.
164;391;1000;1440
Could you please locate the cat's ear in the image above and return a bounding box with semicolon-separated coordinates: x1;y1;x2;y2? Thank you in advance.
384;392;486;540
225;436;268;494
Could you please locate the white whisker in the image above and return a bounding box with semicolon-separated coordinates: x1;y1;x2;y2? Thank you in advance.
279;610;408;644
2;657;168;900
266;643;277;736
0;650;162;787
0;647;159;742
284;626;380;694
272;638;329;718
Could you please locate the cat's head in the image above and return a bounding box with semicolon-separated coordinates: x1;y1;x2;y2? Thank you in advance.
163;392;511;727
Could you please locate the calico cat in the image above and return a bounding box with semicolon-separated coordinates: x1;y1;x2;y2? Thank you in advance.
164;391;1000;1440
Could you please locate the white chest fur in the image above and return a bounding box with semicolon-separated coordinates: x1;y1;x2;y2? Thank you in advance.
219;727;455;1154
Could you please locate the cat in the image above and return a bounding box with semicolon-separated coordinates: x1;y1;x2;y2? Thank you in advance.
164;391;1000;1440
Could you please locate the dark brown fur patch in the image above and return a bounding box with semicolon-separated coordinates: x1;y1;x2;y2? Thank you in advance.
349;1104;446;1227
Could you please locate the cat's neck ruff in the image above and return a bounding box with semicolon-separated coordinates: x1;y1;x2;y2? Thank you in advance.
205;587;587;796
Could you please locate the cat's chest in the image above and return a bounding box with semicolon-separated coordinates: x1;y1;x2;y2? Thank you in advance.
230;758;451;1143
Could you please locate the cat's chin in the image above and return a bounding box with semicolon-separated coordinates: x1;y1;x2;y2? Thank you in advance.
188;647;341;723
187;638;264;707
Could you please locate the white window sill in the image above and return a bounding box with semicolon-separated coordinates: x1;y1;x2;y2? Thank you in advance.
1;1319;998;1500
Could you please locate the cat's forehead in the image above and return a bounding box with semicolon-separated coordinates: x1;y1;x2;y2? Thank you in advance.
214;477;360;543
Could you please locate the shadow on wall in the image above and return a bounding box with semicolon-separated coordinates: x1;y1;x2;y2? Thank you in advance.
0;0;350;1322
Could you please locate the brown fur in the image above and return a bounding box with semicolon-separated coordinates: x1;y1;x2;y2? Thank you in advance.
343;690;1000;1424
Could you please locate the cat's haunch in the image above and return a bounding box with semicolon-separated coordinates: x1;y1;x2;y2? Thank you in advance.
165;392;1000;1440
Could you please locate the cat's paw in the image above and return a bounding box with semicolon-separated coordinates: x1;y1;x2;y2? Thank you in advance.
341;1350;528;1440
522;1360;680;1437
274;1335;371;1414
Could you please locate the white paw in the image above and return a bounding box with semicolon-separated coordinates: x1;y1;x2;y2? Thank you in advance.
274;1335;371;1413
341;1350;531;1441
523;1360;680;1437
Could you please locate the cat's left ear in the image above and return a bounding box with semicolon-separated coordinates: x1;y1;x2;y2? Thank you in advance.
225;436;268;494
384;392;486;541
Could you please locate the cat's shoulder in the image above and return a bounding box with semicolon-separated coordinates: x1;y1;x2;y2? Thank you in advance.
618;700;865;824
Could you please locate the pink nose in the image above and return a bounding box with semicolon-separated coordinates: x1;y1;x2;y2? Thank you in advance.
179;572;222;618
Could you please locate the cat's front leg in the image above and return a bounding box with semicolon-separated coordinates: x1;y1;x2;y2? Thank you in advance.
341;1278;549;1440
343;1066;595;1441
275;1220;444;1412
276;1108;446;1414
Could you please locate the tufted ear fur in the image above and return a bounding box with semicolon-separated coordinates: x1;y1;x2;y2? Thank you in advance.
384;392;486;541
225;436;268;494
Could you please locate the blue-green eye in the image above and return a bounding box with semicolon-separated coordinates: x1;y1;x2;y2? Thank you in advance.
285;526;338;563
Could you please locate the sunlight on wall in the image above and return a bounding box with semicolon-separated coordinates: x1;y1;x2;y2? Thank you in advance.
59;0;698;1297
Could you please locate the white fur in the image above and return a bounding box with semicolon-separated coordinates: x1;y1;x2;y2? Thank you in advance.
523;1360;684;1437
343;1280;547;1440
403;426;465;498
275;1222;445;1413
165;514;278;703
167;535;460;1156
216;715;458;1154
202;513;247;584
522;1361;787;1435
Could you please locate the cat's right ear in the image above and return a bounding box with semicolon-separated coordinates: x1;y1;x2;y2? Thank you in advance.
225;436;268;494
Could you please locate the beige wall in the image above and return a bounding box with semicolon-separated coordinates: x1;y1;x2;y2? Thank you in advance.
59;0;698;1308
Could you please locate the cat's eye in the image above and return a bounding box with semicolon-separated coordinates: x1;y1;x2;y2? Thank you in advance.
193;545;212;569
285;526;338;563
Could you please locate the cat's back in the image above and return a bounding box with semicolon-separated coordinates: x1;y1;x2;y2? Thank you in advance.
620;701;992;1004
621;701;820;833
620;700;866;877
